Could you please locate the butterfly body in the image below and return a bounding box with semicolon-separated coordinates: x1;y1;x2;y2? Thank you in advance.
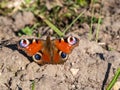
18;36;79;65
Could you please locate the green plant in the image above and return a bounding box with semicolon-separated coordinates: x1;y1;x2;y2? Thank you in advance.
64;10;86;34
38;14;64;37
89;0;102;41
0;0;102;38
18;26;33;36
18;23;39;36
106;68;120;90
34;10;85;37
24;0;31;4
95;16;102;42
31;80;35;90
76;0;89;6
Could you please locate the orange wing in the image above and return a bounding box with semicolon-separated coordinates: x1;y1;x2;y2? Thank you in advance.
52;36;79;64
54;36;79;54
18;39;43;56
18;39;51;65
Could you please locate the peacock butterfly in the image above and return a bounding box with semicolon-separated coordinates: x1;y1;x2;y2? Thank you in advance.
17;35;79;65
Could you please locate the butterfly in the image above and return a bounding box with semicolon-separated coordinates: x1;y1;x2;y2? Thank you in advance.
17;35;79;65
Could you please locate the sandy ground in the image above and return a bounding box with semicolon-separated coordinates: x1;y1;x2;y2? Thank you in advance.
0;0;120;90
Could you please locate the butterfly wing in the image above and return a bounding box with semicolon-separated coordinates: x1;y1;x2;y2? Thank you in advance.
53;36;79;53
52;36;79;63
18;38;52;65
18;39;44;56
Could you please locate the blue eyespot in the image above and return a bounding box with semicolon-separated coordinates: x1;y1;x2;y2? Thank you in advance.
19;39;29;48
61;52;66;58
33;52;42;61
35;54;41;60
67;36;77;45
59;51;68;60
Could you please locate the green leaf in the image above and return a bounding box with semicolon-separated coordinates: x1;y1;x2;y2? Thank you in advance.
106;68;120;90
21;26;33;35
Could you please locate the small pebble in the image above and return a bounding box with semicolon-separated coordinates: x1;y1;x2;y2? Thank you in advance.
70;68;79;76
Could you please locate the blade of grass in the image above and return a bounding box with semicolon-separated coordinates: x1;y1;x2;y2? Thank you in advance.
95;16;101;42
34;12;64;37
106;68;120;90
42;17;64;36
31;80;35;90
89;0;95;40
63;10;86;34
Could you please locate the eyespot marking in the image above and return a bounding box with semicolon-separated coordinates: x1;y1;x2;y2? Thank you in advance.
19;39;30;48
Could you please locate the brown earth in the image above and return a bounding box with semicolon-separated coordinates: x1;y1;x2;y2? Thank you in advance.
0;0;120;90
